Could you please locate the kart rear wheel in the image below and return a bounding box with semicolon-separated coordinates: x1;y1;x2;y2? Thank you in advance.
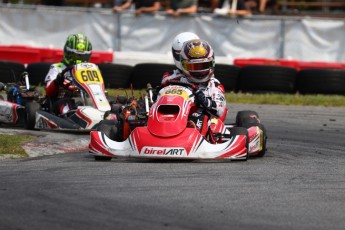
24;101;41;130
97;119;118;141
236;110;260;127
94;156;112;161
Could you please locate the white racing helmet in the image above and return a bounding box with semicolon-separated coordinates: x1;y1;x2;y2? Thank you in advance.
172;32;200;70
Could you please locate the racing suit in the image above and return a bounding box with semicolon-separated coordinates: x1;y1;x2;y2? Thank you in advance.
161;69;227;135
45;62;76;116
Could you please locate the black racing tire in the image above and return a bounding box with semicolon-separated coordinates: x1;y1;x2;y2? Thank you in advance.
24;101;41;130
106;95;116;105
0;60;26;83
104;103;123;121
96;119;118;141
229;127;249;161
110;103;122;117
98;63;133;88
43;97;54;113
25;62;53;86
115;95;128;105
94;155;112;161
237;65;297;93
214;64;240;92
236;110;260;127
296;68;345;95
111;103;122;112
130;63;176;89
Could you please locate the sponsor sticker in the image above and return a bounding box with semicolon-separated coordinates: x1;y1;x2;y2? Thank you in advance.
141;147;186;156
249;141;259;153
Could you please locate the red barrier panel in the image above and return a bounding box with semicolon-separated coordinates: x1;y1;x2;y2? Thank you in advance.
278;59;299;69
234;58;279;67
0;45;113;64
39;48;61;62
234;58;345;70
90;51;113;64
234;58;299;69
297;61;345;70
0;46;41;64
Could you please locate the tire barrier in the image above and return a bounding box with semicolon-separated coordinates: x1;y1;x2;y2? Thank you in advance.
296;68;345;95
0;60;25;83
130;63;175;89
237;65;297;93
214;64;240;92
26;62;53;86
1;61;344;95
98;63;133;88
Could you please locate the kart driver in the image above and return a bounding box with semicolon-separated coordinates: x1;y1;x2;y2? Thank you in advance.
44;33;92;116
161;37;227;136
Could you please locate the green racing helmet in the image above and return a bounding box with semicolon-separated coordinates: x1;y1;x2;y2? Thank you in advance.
63;34;92;65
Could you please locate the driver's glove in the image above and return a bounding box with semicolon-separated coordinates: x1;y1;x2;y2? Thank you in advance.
194;90;211;108
54;73;64;86
194;90;218;116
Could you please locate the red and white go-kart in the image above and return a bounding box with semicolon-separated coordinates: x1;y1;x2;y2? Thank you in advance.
89;81;267;161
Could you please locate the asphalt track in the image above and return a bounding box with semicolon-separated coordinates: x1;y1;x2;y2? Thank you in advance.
0;103;344;230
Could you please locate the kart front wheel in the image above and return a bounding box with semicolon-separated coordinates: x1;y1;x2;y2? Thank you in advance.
24;101;41;130
236;110;260;127
97;119;118;141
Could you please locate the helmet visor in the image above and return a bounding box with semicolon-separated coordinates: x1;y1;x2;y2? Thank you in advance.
66;46;92;63
69;53;91;63
181;60;214;72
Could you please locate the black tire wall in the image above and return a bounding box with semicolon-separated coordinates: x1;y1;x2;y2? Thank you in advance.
214;64;240;92
0;60;25;83
98;63;133;88
2;61;344;95
296;68;345;95
237;65;297;93
26;62;53;86
130;63;175;89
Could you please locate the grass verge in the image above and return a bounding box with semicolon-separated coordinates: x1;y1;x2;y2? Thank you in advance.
0;134;36;159
107;89;345;107
5;88;344;107
224;92;345;107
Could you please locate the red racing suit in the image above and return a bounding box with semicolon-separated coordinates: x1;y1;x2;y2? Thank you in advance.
45;62;76;115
